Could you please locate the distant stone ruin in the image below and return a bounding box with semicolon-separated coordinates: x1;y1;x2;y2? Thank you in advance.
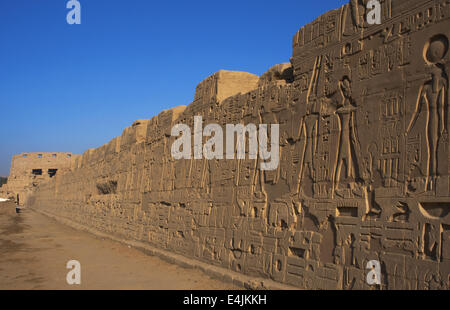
3;153;80;203
8;0;450;289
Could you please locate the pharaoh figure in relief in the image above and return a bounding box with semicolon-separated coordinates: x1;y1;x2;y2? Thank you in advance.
334;76;361;197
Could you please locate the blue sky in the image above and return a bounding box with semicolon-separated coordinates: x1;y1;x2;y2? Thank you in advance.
0;0;348;176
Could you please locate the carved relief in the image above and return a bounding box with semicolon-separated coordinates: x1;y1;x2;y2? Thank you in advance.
333;76;362;197
22;0;450;290
407;35;449;191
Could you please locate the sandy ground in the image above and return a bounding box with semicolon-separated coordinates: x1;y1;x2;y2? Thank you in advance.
0;202;239;290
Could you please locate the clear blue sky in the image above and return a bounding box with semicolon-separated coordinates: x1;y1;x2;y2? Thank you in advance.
0;0;348;176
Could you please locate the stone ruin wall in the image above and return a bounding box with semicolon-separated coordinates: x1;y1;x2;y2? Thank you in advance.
26;0;450;289
5;152;80;204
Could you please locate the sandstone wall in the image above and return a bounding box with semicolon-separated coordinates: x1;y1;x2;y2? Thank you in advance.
27;0;450;289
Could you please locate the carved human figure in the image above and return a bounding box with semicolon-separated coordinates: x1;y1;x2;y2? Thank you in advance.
349;0;364;28
299;56;322;196
343;0;366;36
333;77;361;193
406;36;448;191
301;111;318;182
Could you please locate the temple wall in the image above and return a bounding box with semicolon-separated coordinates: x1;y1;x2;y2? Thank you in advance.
25;0;450;289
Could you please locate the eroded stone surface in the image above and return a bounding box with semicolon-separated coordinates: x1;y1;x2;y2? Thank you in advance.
7;0;450;290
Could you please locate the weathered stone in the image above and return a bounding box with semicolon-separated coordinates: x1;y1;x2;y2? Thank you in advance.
258;63;294;87
6;0;450;290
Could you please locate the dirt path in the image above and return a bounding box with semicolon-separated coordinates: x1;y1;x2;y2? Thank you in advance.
0;202;239;290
